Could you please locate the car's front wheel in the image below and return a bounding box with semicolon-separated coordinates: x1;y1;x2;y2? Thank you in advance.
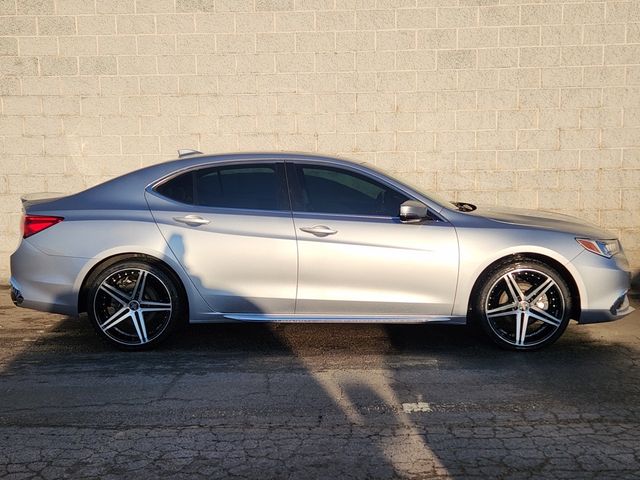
87;260;185;350
473;259;572;350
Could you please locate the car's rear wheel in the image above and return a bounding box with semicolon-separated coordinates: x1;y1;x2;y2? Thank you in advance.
473;259;572;351
87;260;185;350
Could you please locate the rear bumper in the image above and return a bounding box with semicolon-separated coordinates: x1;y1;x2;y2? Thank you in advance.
10;240;86;316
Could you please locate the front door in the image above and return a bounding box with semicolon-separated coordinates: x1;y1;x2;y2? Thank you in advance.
146;161;297;315
287;161;459;316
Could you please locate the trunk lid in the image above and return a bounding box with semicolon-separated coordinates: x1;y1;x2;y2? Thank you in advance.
21;193;66;211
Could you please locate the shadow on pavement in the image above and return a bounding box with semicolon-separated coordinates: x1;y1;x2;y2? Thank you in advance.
1;305;640;479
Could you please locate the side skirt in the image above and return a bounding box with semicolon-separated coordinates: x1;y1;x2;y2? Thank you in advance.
190;313;467;325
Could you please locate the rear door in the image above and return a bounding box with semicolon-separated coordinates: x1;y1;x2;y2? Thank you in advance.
146;161;297;315
287;161;459;316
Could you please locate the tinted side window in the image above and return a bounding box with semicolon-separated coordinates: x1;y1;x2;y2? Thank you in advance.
195;165;284;210
156;171;194;204
155;164;287;211
294;165;408;216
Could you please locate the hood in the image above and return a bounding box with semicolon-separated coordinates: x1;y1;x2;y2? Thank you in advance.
472;206;614;239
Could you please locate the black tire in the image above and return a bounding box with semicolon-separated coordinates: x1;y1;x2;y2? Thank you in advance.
472;259;572;351
87;259;186;350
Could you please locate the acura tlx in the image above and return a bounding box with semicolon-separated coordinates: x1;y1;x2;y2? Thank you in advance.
10;151;633;350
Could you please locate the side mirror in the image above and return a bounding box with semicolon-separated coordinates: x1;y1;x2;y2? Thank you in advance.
399;200;428;224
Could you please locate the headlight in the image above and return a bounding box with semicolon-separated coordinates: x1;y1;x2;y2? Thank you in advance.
576;238;620;258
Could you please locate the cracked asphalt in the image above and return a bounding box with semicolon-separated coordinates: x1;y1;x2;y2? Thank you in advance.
0;288;639;479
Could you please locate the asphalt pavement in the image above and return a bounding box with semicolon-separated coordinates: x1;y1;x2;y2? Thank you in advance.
0;288;639;479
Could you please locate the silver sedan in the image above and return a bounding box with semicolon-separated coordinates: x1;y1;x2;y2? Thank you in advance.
10;152;633;350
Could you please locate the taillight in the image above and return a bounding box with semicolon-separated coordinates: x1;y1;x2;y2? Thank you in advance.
22;215;64;238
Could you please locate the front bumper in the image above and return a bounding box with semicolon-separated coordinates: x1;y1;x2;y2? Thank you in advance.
579;291;634;324
572;250;635;324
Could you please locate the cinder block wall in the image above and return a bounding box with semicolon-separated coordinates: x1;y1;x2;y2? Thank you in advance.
1;0;640;282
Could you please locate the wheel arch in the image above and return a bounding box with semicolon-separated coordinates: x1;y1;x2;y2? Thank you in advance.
77;252;189;318
467;253;582;321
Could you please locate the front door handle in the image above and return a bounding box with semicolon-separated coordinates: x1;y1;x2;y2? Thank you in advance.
299;225;337;237
173;215;210;226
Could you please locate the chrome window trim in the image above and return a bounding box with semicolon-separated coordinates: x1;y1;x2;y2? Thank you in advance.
146;155;448;222
146;192;294;217
289;210;446;224
149;158;285;190
291;210;398;222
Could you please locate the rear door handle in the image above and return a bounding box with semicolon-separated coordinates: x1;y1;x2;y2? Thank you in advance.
299;225;337;237
173;215;210;226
